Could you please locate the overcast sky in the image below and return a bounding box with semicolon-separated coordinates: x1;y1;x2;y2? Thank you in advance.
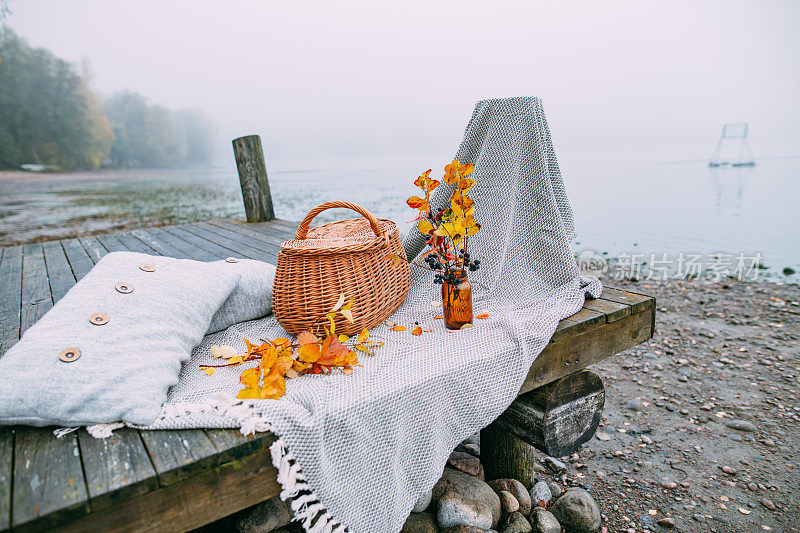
6;0;800;168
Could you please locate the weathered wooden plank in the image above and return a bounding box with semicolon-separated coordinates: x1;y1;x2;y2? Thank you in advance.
128;229;189;259
94;233;128;253
582;297;630;323
0;246;23;353
195;221;282;256
243;219;301;243
551;307;605;343
233;135;275;223
20;243;52;334
53;441;280;533
0;428;12;532
174;223;277;263
146;227;217;262
78;428;158;512
598;286;654;314
161;225;244;260
12;428;90;530
138;430;221;487
208;220;293;248
112;231;157;255
42;241;77;302
520;306;655;394
77;236;108;264
60;239;95;281
260;218;301;236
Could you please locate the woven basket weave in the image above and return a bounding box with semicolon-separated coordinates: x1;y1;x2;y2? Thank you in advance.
272;201;411;336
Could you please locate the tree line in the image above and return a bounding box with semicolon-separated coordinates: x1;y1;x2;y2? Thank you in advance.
0;27;215;170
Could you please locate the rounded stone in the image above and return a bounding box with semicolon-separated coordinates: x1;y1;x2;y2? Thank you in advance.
433;468;501;528
413;490;433;513
549;488;602;533
500;511;532;533
402;511;439;533
529;481;552;508
530;508;561;533
488;479;531;516
546;482;562;501
438;490;493;530
498;491;519;514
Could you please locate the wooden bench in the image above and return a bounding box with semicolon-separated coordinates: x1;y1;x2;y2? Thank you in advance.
0;218;654;531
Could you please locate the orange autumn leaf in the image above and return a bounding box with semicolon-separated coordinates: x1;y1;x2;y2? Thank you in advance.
391;325;406;331
273;337;290;347
258;346;278;370
240;367;261;388
475;313;490;319
413;169;432;189
237;386;262;400
411;326;423;336
406;196;427;210
273;355;294;376
298;343;322;363
433;315;443;319
297;330;318;346
203;366;215;376
260;369;287;400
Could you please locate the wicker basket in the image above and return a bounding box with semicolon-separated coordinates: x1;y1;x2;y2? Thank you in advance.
272;201;411;336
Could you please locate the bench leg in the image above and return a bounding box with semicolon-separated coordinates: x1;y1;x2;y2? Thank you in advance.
481;370;605;483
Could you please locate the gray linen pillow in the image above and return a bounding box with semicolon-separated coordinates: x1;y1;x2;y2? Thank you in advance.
0;251;242;427
208;260;276;334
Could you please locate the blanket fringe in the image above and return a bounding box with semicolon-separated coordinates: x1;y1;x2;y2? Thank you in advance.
87;422;125;438
267;431;350;533
53;427;78;438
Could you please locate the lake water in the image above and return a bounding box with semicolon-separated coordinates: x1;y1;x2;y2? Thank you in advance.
1;157;797;282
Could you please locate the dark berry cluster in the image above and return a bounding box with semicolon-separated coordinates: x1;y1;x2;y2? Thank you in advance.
424;254;444;271
460;251;481;272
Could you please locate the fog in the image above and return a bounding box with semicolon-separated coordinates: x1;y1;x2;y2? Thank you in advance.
7;0;800;169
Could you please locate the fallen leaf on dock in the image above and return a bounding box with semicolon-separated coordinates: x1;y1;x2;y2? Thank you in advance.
475;313;490;319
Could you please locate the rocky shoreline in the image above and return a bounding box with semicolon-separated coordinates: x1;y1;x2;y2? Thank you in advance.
223;278;799;533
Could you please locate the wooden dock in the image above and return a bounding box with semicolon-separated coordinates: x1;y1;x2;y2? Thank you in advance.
0;136;656;531
0;217;654;531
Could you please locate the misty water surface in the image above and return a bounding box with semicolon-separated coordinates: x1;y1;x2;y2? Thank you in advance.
0;158;797;281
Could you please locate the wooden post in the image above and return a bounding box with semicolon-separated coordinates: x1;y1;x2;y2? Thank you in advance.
232;135;275;222
482;370;605;482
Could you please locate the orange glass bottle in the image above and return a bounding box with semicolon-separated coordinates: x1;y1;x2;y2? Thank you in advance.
442;270;473;330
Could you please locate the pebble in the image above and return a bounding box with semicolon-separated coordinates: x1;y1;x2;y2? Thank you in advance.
660;480;678;490
438;490;493;530
720;466;737;475
499;491;520;514
441;526;496;533
656;517;675;528
726;419;757;432
530;481;552;508
530;508;561;533
413;489;433;513
401;512;439;533
546;482;562;500
692;514;706;522
433;468;501;529
488;479;532;516
761;499;776;510
500;511;532;533
641;435;653;445
549;488;602;533
624;399;642;411
449;451;485;479
544;457;566;473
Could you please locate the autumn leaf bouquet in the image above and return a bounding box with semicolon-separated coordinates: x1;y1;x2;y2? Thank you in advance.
200;294;383;400
391;159;482;329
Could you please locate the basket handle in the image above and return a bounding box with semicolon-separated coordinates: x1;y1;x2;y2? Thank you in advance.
294;201;384;240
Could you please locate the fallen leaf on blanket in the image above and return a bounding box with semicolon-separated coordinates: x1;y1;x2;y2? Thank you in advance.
298;343;322;363
475;313;490;319
411;326;423;336
273;356;294;376
228;356;244;365
460;323;474;329
297;330;318;346
203;367;215;376
273;337;290;347
210;344;238;359
433;315;442;319
240;367;261;388
357;328;369;343
391;325;407;331
430;300;443;307
338;334;351;343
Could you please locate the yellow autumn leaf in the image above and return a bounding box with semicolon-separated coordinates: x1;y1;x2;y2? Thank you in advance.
357;328;369;343
273;355;294;376
237;386;262;400
341;308;354;324
203;367;215;376
338;334;351;343
418;220;434;234
240;367;261;388
298;343;322;363
228;356;244;365
258;346;278;370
